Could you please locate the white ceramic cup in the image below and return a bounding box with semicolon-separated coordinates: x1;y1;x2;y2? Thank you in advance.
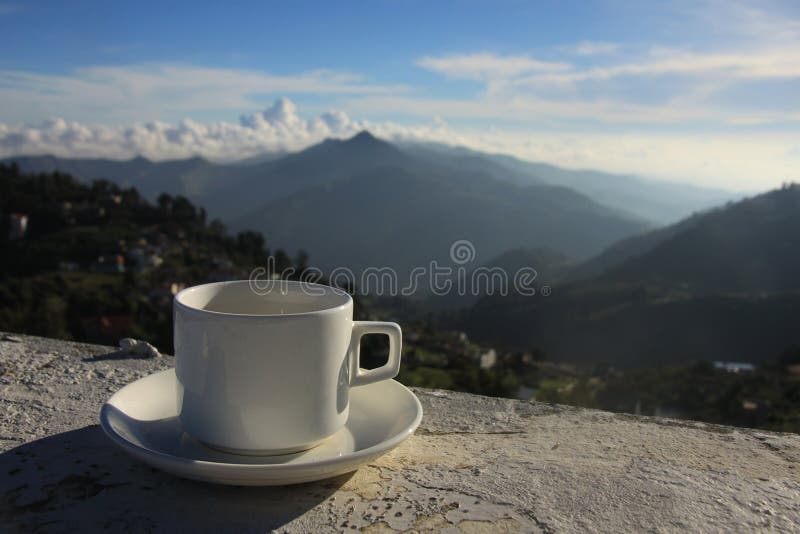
173;280;402;455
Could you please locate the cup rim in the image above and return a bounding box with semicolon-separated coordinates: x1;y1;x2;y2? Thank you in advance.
174;280;352;318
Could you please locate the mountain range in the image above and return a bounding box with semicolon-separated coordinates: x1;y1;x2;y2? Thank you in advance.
5;131;736;275
399;142;738;225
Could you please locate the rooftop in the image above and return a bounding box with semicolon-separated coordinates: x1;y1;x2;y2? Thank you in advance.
1;333;799;531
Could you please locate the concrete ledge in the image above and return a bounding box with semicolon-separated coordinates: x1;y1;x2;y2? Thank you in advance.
1;333;799;532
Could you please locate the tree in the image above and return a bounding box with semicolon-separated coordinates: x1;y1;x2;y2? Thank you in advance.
778;346;800;367
294;249;310;277
209;218;227;236
236;231;266;264
31;295;70;340
273;249;292;276
157;193;173;215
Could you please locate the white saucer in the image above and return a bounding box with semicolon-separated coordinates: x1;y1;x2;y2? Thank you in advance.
100;368;423;486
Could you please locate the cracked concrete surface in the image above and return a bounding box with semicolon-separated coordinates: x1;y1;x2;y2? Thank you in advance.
1;333;799;532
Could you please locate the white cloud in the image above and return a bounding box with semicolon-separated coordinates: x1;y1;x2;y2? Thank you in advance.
417;53;570;81
571;41;620;56
0;64;408;124
346;93;798;126
404;3;800;129
0;99;372;161
520;47;800;87
698;0;800;46
411;10;799;127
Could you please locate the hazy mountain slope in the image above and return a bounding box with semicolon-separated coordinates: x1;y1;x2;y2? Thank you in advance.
492;157;739;225
457;185;800;367
233;165;650;274
6;155;227;201
401;144;544;188
481;247;572;284
418;246;573;312
599;186;800;293
6;154;262;221
401;142;738;224
202;132;418;215
563;214;703;282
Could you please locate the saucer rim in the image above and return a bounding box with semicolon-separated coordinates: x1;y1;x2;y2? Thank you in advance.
99;368;423;472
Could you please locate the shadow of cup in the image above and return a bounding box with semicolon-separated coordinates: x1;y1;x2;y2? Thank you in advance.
0;425;353;531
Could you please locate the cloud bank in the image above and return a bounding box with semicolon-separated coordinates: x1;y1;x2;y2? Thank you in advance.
1;97;798;191
0;98;361;161
0;98;459;163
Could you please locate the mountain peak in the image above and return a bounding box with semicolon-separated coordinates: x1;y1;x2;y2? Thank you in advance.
345;130;381;146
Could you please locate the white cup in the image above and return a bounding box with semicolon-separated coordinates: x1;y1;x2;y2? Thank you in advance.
173;280;402;455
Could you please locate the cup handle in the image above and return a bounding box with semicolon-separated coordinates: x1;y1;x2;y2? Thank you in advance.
348;321;402;387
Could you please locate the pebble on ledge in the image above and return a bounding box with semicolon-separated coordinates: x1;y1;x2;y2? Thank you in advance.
118;337;161;358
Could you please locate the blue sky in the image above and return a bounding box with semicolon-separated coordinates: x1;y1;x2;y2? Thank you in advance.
1;0;799;190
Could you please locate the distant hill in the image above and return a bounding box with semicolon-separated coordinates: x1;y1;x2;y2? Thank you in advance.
7;135;737;229
477;247;572;287
458;185;800;367
416;246;573;312
4;154;227;202
595;186;800;293
5;132;652;274
563;214;703;282
233;159;648;274
402;142;739;224
216;131;413;215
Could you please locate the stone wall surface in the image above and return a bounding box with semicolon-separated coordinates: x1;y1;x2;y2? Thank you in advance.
1;332;799;533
